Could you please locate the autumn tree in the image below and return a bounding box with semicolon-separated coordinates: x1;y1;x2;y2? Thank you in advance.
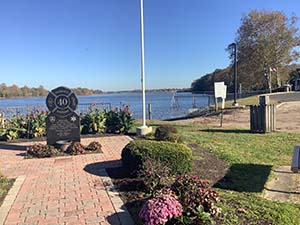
20;86;31;97
191;68;232;93
234;10;300;91
0;84;103;98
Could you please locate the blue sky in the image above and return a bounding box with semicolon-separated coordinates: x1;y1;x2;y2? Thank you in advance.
0;0;299;91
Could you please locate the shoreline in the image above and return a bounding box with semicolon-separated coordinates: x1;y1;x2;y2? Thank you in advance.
0;87;192;100
0;92;204;120
0;90;191;100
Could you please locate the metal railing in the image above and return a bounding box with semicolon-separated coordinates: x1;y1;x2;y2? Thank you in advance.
171;90;268;109
0;102;112;120
76;102;111;114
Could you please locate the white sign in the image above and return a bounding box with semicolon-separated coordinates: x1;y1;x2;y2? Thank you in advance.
214;82;227;110
214;82;227;99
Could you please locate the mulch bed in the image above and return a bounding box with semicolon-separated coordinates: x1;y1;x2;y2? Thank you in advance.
106;167;145;223
188;143;229;185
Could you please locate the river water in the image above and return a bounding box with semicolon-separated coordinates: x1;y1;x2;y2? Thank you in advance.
0;92;210;120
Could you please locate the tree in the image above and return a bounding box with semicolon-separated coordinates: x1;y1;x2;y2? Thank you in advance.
20;86;31;97
10;84;22;97
234;10;300;91
288;63;300;81
191;68;232;93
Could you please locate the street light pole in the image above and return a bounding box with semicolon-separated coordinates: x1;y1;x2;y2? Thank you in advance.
229;43;238;106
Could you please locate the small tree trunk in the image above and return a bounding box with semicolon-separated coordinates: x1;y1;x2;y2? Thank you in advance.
276;71;280;88
268;72;272;93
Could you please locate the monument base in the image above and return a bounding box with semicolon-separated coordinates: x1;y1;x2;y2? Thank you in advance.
136;126;152;136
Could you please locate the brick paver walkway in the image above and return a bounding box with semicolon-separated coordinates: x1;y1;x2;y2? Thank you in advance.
0;136;131;225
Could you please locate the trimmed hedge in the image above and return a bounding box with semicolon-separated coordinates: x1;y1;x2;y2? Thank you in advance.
121;139;193;175
154;125;183;143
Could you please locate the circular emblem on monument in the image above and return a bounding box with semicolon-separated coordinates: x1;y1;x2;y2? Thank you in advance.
55;95;70;108
46;86;78;118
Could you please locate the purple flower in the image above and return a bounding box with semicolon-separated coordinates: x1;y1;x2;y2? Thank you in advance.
139;194;182;225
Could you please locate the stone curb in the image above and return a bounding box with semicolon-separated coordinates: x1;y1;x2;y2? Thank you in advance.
99;168;134;225
0;175;26;225
276;102;285;108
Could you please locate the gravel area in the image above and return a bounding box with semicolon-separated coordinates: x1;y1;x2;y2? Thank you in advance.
174;101;300;132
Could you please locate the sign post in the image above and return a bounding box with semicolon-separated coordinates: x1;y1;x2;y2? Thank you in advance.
214;82;227;111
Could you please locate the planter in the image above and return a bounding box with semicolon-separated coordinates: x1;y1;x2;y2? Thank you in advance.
55;140;72;152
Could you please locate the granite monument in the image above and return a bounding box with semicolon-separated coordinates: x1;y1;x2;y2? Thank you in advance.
46;86;80;145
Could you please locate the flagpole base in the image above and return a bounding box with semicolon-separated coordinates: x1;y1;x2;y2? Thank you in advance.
136;126;152;137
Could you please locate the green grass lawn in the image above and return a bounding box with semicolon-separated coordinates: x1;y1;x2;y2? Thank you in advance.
0;173;14;206
219;191;300;225
140;121;300;225
177;124;300;225
225;95;278;107
177;125;299;166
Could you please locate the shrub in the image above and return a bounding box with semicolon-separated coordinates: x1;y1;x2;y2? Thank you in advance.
26;110;47;138
66;142;85;155
0;106;134;140
139;193;183;225
86;141;102;152
0;110;47;140
171;174;221;224
105;105;134;134
174;205;215;225
27;144;60;158
0;128;20;141
121;140;193;176
0;114;27;140
105;110;122;133
172;174;210;198
81;106;106;134
154;125;183;143
138;157;172;194
119;105;134;134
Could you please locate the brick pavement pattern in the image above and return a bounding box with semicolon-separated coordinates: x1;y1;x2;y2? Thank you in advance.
0;136;131;225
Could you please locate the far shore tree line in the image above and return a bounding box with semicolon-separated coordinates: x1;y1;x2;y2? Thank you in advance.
192;10;300;93
0;84;103;98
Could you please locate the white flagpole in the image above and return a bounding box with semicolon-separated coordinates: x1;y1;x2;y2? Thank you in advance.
140;0;146;127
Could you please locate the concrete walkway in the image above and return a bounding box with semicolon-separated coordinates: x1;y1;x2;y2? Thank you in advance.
0;136;132;225
264;166;300;204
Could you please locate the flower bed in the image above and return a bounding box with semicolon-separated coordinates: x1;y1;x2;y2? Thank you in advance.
0;104;134;141
115;124;222;225
26;141;102;158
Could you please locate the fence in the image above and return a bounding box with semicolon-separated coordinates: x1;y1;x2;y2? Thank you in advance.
0;105;46;119
76;103;111;115
171;90;268;109
0;102;112;120
196;90;267;102
171;94;212;109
